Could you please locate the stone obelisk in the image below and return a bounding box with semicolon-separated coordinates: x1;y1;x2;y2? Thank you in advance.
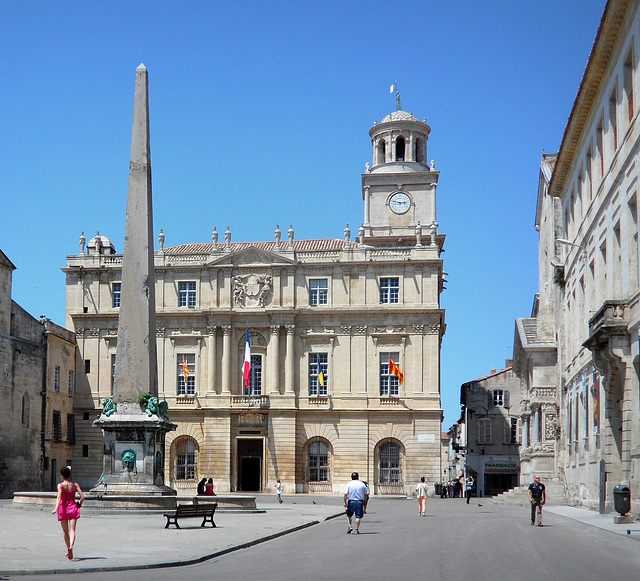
93;64;176;497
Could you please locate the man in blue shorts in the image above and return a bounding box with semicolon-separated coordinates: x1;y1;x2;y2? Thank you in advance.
344;472;369;535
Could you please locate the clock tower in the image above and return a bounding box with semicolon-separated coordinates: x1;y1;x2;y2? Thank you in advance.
361;110;439;243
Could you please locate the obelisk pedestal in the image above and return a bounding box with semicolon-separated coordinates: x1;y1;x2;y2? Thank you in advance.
92;64;176;496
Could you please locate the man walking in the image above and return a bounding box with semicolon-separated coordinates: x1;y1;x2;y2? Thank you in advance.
528;475;546;526
344;472;369;535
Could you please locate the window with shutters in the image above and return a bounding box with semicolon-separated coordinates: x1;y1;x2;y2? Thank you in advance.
491;389;510;408
478;418;491;444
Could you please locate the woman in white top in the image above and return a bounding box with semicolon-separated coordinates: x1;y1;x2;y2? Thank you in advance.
416;477;428;516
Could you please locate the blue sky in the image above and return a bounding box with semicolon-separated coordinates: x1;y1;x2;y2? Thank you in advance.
0;1;605;427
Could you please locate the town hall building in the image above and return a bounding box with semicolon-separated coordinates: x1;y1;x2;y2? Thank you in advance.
65;104;446;496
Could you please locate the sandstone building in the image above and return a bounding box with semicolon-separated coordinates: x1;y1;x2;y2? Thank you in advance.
513;0;640;515
66;108;446;495
459;366;522;497
0;249;77;495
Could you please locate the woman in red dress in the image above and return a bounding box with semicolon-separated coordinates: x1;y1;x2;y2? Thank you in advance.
51;466;85;560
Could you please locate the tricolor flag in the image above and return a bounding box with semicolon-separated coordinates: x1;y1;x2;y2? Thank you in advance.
389;357;404;385
182;356;190;378
243;328;251;392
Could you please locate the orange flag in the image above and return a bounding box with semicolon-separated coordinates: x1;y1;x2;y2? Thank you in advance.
388;357;404;385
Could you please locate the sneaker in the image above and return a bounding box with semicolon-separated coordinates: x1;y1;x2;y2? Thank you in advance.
347;527;353;534
537;523;543;527
352;529;360;535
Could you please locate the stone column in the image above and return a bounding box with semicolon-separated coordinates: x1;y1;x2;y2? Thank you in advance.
222;325;231;394
532;407;540;443
269;325;280;395
207;325;217;395
522;416;530;448
285;325;295;395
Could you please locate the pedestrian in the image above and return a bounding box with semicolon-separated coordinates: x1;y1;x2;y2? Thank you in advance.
205;477;215;495
51;466;85;560
197;477;207;495
416;476;428;516
344;472;369;535
465;477;475;504
275;479;283;503
528;475;546;526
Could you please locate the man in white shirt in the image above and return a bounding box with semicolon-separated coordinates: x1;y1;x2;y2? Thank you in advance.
344;472;369;535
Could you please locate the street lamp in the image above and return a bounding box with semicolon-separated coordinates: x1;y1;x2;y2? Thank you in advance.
557;238;587;257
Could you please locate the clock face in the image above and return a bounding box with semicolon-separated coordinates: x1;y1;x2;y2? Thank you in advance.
389;192;411;214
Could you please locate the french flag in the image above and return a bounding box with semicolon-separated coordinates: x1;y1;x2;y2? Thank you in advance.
243;328;251;393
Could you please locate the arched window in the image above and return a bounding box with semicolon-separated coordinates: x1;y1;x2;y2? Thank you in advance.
379;440;401;484
174;438;197;481
415;137;424;164
21;393;30;427
308;440;329;482
377;139;386;164
396;137;405;161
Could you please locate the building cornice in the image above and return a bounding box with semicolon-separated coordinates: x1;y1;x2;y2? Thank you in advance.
549;0;631;197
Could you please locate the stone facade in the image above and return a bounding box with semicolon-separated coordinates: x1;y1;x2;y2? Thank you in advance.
459;366;522;497
513;0;640;515
65;108;446;495
0;250;78;496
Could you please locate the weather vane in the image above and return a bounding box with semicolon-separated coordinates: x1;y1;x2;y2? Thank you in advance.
390;81;402;111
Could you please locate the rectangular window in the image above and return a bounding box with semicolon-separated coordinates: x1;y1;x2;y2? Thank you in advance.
610;88;618;151
178;281;197;307
84;359;91;374
68;370;74;396
52;410;62;442
54;366;60;392
66;414;75;445
492;389;504;407
380;277;399;304
248;355;262;395
82;444;89;457
112;282;122;308
309;353;328;396
625;48;634;123
597;120;604;178
177;353;196;396
111;354;116;395
309;279;328;306
478;418;491;445
511;418;518;444
592;370;600;435
380;352;400;396
586;149;593;200
630;195;639;291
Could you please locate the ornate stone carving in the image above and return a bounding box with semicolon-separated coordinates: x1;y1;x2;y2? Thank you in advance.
238;332;266;349
427;324;440;334
341;325;352;335
355;325;367;335
545;414;559;440
233;274;273;307
413;324;424;333
236;412;265;427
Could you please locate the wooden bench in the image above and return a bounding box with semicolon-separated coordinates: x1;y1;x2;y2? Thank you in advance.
163;502;217;529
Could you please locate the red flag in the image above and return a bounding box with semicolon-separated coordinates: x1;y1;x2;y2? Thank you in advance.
182;356;190;378
389;357;404;385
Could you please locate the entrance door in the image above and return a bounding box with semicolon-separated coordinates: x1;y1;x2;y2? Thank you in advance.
237;439;262;491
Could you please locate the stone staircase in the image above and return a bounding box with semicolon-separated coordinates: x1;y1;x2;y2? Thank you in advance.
491;481;566;506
